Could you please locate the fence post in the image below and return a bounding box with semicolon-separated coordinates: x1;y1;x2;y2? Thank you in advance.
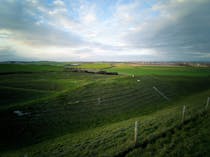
97;97;101;105
134;121;138;146
205;97;210;110
182;105;186;123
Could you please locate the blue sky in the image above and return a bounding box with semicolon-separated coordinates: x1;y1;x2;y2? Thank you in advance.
0;0;210;61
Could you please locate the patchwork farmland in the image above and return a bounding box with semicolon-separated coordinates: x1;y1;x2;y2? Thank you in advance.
1;62;210;157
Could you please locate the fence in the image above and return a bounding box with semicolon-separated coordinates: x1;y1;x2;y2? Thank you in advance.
134;96;209;143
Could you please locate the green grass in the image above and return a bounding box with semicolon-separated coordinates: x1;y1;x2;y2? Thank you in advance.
2;89;210;157
1;75;209;149
0;71;115;109
0;86;51;107
0;63;210;157
126;112;210;157
107;65;210;76
0;64;63;73
76;63;113;70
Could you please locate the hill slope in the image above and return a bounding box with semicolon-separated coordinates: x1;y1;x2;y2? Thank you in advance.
0;63;210;157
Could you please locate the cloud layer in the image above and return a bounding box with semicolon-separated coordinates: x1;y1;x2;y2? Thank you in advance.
0;0;210;61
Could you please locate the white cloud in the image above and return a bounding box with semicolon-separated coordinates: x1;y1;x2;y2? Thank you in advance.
53;0;65;7
0;0;209;61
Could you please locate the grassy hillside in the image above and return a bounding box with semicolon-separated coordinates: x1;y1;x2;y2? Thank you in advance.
0;63;210;157
0;64;63;73
126;111;210;157
2;89;210;157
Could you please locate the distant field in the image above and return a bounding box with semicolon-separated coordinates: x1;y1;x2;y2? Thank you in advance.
107;64;210;76
1;62;210;157
76;63;113;70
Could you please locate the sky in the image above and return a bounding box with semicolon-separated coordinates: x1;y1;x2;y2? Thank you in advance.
0;0;210;62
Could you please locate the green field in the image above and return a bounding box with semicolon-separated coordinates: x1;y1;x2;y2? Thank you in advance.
76;63;113;70
0;64;64;73
1;63;210;157
107;64;210;76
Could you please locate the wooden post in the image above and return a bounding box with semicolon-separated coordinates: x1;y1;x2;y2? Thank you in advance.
97;97;101;105
134;121;138;146
182;105;186;123
205;97;210;110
